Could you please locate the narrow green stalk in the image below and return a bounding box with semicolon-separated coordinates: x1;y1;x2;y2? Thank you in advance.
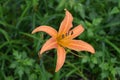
67;49;85;58
65;49;87;80
66;61;88;80
105;39;120;54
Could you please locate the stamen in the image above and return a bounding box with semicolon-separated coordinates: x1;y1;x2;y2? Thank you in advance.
71;31;73;35
61;34;64;38
61;31;73;39
65;33;68;36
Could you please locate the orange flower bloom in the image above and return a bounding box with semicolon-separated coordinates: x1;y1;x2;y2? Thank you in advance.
32;9;95;72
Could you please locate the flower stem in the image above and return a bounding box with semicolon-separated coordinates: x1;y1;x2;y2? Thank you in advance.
66;50;87;80
67;49;85;58
66;61;88;80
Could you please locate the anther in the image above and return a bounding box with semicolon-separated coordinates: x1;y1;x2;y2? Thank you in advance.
65;33;68;36
71;31;73;35
62;34;64;38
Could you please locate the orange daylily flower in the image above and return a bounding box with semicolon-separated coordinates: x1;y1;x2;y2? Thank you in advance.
32;9;95;72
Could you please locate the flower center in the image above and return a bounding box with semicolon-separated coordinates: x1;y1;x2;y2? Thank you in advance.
56;31;74;47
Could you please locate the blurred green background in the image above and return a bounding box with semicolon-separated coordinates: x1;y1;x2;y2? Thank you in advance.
0;0;120;80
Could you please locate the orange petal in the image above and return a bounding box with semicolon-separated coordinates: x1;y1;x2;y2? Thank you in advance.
39;38;57;55
65;40;95;54
69;25;84;39
55;45;66;72
62;25;84;40
58;9;73;35
32;26;57;37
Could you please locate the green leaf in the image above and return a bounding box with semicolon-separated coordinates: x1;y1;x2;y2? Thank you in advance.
5;76;14;80
15;66;24;78
74;3;85;19
109;7;120;15
66;68;78;77
0;28;10;41
29;74;37;80
111;67;116;76
81;56;89;63
32;0;39;8
99;63;109;70
115;67;120;76
24;58;35;66
85;20;92;27
101;71;109;79
56;0;66;11
92;18;102;26
91;57;97;64
13;50;21;60
119;0;120;8
9;62;17;69
105;39;120;54
87;28;94;38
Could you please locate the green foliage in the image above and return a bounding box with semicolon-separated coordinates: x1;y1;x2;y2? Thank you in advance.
0;0;120;80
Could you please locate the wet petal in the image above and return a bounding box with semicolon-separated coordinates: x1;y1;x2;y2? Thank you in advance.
58;9;73;35
39;38;58;55
65;40;95;54
32;26;57;37
55;45;66;72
